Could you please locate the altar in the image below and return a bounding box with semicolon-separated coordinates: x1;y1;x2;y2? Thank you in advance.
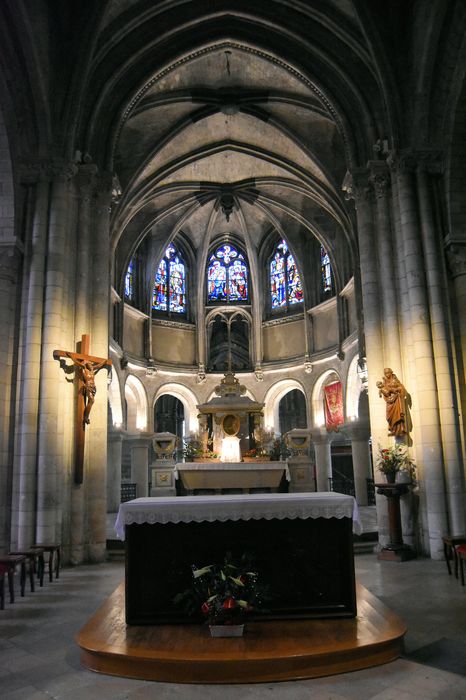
116;492;361;625
174;461;289;493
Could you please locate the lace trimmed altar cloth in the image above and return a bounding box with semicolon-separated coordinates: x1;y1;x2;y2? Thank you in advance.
114;491;361;540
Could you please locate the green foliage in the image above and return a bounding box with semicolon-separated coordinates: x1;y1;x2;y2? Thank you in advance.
376;443;415;476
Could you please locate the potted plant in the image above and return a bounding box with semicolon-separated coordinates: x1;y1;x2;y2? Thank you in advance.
376;443;415;483
174;553;266;637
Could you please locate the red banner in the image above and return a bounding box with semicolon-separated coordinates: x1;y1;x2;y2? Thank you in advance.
324;381;344;432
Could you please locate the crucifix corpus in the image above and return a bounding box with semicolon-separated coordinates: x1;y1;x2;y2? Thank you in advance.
53;334;112;484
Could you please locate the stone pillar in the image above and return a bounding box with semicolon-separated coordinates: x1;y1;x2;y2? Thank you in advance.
70;164;95;564
36;165;76;547
87;172;113;562
393;151;448;558
446;241;466;442
417;159;465;536
313;433;332;492
0;242;22;552
12;173;49;550
369;162;402;369
345;424;372;506
107;432;123;513
131;442;150;497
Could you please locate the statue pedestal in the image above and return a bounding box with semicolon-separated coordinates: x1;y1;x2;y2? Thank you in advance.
375;483;415;562
287;456;316;493
150;459;176;497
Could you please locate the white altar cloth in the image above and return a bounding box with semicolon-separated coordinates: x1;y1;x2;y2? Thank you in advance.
115;492;361;540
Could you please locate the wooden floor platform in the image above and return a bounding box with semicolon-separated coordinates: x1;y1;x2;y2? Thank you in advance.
77;582;406;684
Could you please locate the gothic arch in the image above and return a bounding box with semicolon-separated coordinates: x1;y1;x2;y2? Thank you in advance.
108;369;124;428
153;383;198;436
311;369;342;428
346;354;363;422
125;374;148;432
263;379;308;433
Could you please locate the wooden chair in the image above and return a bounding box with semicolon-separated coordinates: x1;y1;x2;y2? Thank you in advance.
31;544;60;582
456;545;466;586
442;535;466;578
9;548;45;592
0;555;26;603
0;563;7;609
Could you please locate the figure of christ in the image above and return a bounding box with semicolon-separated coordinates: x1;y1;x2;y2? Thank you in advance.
66;355;109;425
377;367;407;437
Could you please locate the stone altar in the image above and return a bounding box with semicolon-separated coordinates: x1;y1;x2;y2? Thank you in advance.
116;493;361;625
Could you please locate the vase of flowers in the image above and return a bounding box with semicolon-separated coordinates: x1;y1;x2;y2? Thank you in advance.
174;553;266;637
376;443;415;483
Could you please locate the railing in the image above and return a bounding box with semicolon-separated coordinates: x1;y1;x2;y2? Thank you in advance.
328;475;355;497
366;478;376;506
121;483;137;503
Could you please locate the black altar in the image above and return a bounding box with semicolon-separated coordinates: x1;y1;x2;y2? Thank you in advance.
121;496;358;625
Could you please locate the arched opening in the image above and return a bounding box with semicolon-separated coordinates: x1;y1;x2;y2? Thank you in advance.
278;389;307;434
154;394;185;459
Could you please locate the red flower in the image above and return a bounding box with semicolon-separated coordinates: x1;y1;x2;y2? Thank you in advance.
201;602;210;615
223;597;236;609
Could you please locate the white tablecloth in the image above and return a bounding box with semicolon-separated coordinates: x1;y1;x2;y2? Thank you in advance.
114;492;361;540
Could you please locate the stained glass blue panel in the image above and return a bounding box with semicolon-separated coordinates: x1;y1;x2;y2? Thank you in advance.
287;253;304;305
270;251;286;308
125;258;134;300
216;244;237;265
207;258;227;302
320;245;333;295
169;256;186;312
228;258;248;301
153;259;168;311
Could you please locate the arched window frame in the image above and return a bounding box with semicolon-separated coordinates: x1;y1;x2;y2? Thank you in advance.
320;244;335;300
152;244;187;315
206;242;249;304
124;256;135;303
269;238;304;312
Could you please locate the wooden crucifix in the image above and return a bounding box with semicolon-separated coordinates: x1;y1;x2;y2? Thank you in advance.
53;334;112;484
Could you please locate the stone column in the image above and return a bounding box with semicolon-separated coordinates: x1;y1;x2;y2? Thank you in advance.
417;159;465;536
369;162;402;369
36;164;76;547
313;432;332;492
107;432;123;513
131;442;150;497
345;424;372;506
87;172;113;562
446;241;466;441
0;242;22;551
12;172;50;550
393;151;448;558
70;164;96;564
343;170;389;544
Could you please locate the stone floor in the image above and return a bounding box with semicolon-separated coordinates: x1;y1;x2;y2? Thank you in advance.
1;552;466;699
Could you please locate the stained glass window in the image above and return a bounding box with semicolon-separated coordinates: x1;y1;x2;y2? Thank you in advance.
320;245;334;298
270;239;304;309
152;244;186;313
207;244;248;303
124;258;134;301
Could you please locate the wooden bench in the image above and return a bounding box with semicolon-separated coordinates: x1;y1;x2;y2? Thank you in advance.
10;548;45;591
31;544;60;582
0;555;26;604
442;535;466;577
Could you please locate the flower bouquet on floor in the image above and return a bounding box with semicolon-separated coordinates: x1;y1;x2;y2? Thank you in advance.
376;443;416;484
174;552;267;637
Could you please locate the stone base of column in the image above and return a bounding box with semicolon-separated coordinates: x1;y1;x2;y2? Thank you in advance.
377;545;416;562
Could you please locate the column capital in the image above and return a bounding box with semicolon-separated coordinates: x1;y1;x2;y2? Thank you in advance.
387;148;444;176
312;429;332;445
340;422;370;442
368;161;391;199
342;168;373;204
445;240;466;278
18;157;78;184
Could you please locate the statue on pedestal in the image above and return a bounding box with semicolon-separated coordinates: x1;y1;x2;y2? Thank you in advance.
377;367;407;437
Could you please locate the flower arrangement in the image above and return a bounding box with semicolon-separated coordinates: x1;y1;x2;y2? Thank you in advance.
174;553;267;627
376;443;415;482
